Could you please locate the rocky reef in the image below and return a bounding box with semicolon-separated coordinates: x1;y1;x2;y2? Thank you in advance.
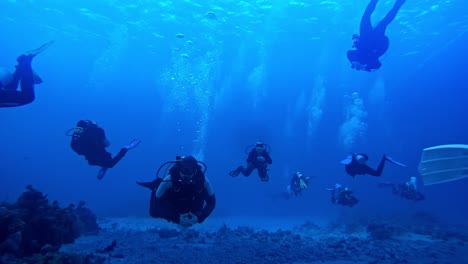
0;185;100;263
2;186;467;263
59;214;468;264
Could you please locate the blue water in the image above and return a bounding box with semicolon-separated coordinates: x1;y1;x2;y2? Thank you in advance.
0;0;467;226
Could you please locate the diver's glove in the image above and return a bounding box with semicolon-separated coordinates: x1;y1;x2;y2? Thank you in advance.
179;212;199;227
256;156;265;163
124;139;141;150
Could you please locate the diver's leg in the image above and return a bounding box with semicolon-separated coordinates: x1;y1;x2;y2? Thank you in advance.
150;193;179;223
365;155;386;176
360;0;379;35
229;165;243;177
107;148;128;168
241;164;255;176
258;167;269;182
0;56;35;106
15;55;35;104
149;191;159;218
375;155;387;176
3;68;20;91
0;90;23;106
95;149;128;169
375;0;405;34
416;192;425;201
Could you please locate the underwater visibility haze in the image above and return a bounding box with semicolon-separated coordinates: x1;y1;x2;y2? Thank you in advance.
0;0;468;262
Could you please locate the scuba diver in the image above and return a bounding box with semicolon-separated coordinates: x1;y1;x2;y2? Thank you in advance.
67;120;140;179
287;171;312;197
0;41;53;107
379;176;425;202
347;0;406;71
272;171;312;200
136;156;216;227
229;142;273;182
327;183;359;207
340;152;407;178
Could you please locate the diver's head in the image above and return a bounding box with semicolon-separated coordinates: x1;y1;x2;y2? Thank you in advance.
178;155;198;181
255;142;265;153
355;154;367;164
296;171;304;178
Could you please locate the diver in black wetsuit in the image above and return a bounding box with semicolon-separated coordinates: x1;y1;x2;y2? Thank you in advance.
340;153;407;178
340;152;406;178
67;120;140;179
347;0;406;71
341;153;388;177
137;156;216;227
0;41;53;108
328;184;359;207
229;142;273;182
379;177;425;202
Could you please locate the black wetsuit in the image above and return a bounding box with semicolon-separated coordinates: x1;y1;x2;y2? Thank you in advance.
149;168;216;224
85;147;128;168
331;188;359;207
0;55;36;107
345;153;387;177
231;149;272;181
71;120;128;169
347;0;405;71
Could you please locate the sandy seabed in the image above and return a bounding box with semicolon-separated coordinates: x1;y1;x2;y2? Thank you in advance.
59;216;468;264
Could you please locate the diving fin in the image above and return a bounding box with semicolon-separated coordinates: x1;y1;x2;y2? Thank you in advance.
418;144;468;186
340;154;353;165
97;168;108;180
24;41;54;57
136;178;162;191
385;156;407;167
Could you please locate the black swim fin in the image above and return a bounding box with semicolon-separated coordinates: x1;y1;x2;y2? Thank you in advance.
136;178;162;191
97;168;108;180
385;156;407;167
24;41;54;57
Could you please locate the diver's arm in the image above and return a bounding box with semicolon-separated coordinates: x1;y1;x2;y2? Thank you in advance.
246;151;256;163
155;175;172;198
264;152;272;164
197;178;216;223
